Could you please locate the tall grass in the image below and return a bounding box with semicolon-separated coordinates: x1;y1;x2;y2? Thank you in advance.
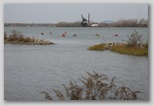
42;71;140;100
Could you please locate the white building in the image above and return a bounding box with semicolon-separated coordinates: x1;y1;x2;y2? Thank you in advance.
91;24;98;27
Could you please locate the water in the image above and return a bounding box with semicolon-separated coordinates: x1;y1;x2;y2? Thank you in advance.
4;27;149;100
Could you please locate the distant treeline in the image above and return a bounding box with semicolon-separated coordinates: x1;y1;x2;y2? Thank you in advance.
99;18;148;27
4;18;148;27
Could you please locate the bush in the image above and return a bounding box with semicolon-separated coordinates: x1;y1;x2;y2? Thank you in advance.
42;71;140;100
125;29;144;47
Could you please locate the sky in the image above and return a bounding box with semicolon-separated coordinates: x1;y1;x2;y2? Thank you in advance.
4;3;148;23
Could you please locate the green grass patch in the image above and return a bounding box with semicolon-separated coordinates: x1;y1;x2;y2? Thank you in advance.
88;43;106;51
111;45;148;56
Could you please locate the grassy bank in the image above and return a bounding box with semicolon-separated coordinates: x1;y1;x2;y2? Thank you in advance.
4;30;54;45
88;43;148;56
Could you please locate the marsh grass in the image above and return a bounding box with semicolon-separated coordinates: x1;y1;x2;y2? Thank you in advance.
4;30;54;45
88;43;106;51
111;45;148;56
42;71;140;100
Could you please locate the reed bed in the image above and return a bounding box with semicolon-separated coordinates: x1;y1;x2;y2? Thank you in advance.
42;71;140;100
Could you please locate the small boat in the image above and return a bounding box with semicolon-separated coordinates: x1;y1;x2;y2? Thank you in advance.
61;32;67;37
62;33;66;37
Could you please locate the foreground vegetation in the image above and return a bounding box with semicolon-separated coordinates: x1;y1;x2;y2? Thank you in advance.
42;71;140;100
4;30;54;45
88;30;148;56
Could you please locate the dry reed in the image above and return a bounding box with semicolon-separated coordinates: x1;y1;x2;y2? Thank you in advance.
42;71;140;100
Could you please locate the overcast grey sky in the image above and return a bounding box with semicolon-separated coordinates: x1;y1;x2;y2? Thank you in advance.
4;3;148;23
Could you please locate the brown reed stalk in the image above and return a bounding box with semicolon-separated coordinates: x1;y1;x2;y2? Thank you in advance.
42;71;140;100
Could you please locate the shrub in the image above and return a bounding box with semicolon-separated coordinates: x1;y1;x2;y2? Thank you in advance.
42;71;140;100
125;29;144;47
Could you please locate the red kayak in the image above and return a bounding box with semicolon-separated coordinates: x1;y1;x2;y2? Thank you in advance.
114;34;118;36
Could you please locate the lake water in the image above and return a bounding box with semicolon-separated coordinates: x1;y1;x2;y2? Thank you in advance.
4;27;149;100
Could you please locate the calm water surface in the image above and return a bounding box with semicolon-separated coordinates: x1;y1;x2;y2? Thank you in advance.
4;27;149;100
